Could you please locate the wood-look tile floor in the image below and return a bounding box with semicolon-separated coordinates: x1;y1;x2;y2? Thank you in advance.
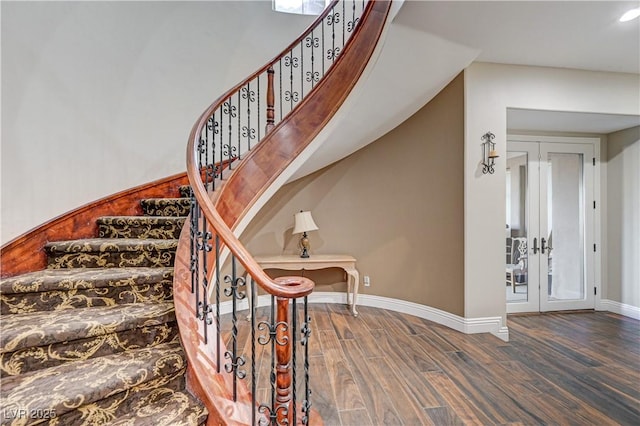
222;303;640;425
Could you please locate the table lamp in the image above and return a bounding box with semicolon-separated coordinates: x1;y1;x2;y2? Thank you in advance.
293;211;318;258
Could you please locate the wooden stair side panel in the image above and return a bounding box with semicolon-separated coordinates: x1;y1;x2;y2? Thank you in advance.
0;172;190;278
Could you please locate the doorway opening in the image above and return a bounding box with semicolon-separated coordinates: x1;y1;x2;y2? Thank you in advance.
506;137;597;313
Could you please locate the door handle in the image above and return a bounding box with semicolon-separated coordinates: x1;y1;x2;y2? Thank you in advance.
541;237;547;254
532;237;539;254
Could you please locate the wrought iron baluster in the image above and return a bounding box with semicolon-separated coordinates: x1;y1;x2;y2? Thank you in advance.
321;13;326;76
300;40;304;100
241;83;256;152
197;226;213;343
257;295;278;425
342;0;346;47
192;202;201;318
189;192;197;295
215;235;221;373
207;113;219;191
348;0;358;33
251;277;257;425
278;58;283;123
223;255;246;402
237;91;241;160
301;296;312;425
223;98;237;169
219;105;225;179
306;31;320;89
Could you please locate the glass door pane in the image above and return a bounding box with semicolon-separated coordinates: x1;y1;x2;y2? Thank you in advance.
506;152;529;303
506;141;540;314
545;152;585;301
539;143;594;312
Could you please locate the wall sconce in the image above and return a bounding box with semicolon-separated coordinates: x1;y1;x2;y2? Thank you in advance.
292;211;319;258
481;131;499;174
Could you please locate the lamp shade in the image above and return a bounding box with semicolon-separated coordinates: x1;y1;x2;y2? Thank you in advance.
293;211;319;234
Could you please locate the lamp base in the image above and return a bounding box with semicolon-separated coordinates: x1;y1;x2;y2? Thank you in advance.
299;232;310;258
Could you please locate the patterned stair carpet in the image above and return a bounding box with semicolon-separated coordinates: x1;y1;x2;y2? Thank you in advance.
0;188;208;425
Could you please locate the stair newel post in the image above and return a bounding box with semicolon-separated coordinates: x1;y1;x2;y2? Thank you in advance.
266;66;275;133
275;296;293;425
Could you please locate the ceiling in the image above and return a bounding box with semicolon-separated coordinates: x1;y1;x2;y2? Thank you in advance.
290;0;640;181
393;1;640;134
395;1;640;75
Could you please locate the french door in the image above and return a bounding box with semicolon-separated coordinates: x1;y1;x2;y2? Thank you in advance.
506;140;595;313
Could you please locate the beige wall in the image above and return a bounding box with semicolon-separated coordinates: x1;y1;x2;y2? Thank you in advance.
242;73;465;316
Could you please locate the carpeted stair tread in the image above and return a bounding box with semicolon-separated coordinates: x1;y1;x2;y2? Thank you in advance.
1;323;179;378
1;301;175;354
98;216;186;239
141;198;191;217
45;238;178;269
48;369;206;426
0;267;173;295
1;267;174;314
110;386;208;426
0;341;186;424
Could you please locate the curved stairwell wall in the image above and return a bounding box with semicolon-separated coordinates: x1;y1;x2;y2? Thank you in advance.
1;1;317;244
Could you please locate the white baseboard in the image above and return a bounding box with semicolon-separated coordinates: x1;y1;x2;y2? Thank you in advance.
599;299;640;320
221;291;509;342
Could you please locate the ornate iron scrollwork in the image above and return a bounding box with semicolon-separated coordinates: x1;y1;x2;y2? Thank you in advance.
257;320;290;346
327;47;341;60
224;351;247;379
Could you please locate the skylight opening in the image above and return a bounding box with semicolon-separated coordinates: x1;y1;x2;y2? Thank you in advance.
273;0;332;16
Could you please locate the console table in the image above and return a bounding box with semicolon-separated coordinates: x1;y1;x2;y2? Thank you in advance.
253;254;360;317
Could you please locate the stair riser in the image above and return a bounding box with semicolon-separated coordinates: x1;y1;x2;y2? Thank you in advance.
46;250;176;269
98;218;186;239
179;185;191;198
1;323;179;378
141;200;190;217
1;282;173;315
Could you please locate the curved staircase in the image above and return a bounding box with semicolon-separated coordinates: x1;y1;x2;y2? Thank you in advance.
0;188;208;425
1;1;392;424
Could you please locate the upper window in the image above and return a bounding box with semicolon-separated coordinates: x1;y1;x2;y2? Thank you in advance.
273;0;330;15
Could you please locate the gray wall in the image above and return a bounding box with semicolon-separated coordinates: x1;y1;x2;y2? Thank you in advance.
606;126;640;308
1;1;315;243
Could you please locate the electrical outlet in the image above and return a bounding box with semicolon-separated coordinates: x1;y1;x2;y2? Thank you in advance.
364;276;370;287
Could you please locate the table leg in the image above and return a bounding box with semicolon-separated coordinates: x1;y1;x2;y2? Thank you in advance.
346;268;359;317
